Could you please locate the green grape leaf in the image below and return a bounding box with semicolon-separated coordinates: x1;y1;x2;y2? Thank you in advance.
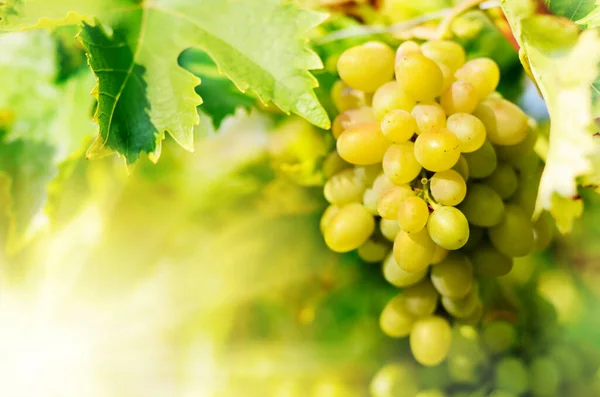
545;0;597;23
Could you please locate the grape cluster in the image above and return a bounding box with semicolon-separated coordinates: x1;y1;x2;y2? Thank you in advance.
320;39;555;366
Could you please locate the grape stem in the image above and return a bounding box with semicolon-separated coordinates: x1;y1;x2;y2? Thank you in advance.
419;172;441;211
435;0;490;40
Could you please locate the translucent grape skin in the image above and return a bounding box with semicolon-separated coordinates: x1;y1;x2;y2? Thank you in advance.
383;253;427;287
323;168;366;205
446;113;486;153
455;58;500;101
380;218;401;242
397;196;430;233
332;106;377;139
380;294;416;337
381;109;416;142
355;163;382;185
481;320;517;355
431;253;473;299
358;239;390;263
458;183;505;227
382;142;422;184
396;41;422;63
402;279;439;317
462;139;497;178
440;80;478;115
488;204;534;257
474;98;529;146
323;203;375;253
494;357;529;395
412;104;446;135
337;122;390;165
431;244;449;265
442;289;479;319
377;185;415;220
470;242;513;277
337;42;395;93
420;40;466;72
372;81;416;120
410;316;452;367
320;205;339;233
331;80;365;112
430;169;467;206
322;151;350;179
483;163;518;199
427;206;470;250
394;228;435;273
396;53;444;101
414;129;461;172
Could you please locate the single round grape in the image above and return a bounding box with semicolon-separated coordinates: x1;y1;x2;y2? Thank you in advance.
380;218;401;242
337;122;390;165
431;244;449;264
416;390;447;397
358;239;390;263
372;81;416;120
431;253;473;299
430;169;467;206
380;295;416;338
495;125;538;163
427;206;470;250
452;155;469;180
442;289;479;319
403;278;439;317
437;63;454;92
446;113;486;153
370;361;419;397
458;183;505;227
378;184;415;220
320;205;339;233
322;151;350;179
460;225;484;252
396;40;422;63
494;357;529;395
395;53;444;101
470;243;513;277
462;140;497;178
460;302;483;326
337;42;395;92
324;168;366;205
394;228;435;273
512;167;541;218
323;203;375;253
530;357;561;397
455;58;500;101
331;80;365;112
332;106;377;139
488;204;534;257
373;172;395;193
397;196;430;233
414;129;461;172
363;188;379;214
440;80;478;115
421;40;466;72
383;253;427;287
382;142;422;184
482;320;517;355
381;109;416;142
412;104;446;134
410;316;452;366
355;163;382;185
483;163;518;199
474;98;529;146
533;211;554;251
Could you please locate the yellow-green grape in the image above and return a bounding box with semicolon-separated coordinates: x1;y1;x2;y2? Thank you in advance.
488;204;534;257
395;53;444;101
410;316;452;366
337;42;395;93
395;40;422;64
363;188;379;214
452;155;469;181
416;389;446;397
461;225;484;252
382;142;422;184
332;107;377;139
320;205;340;233
462;139;497;178
372;81;416;120
460;303;483;326
323;203;375;252
323;151;351;179
440;80;478;115
446;113;486;153
533;211;554;251
380;295;416;337
495;126;538;163
549;345;584;385
442;288;479;318
381;109;416;142
458;183;504;227
494;357;529;395
370;361;419;397
431;244;449;264
530;357;561;397
365;173;396;214
482;320;517;355
412;104;446;134
397;196;430;233
430;169;467;206
358;239;391;263
403;279;439;317
355;163;382;185
438;63;454;92
393;228;435;273
380;218;401;242
512;166;541;218
337;122;390;165
421;40;466;72
427;206;470;250
474;98;529;146
470;243;513;277
431;253;473;299
378;185;415;220
383;252;428;287
324;168;366;205
414;129;461;172
455;58;500;101
483;163;518;199
331;80;365;112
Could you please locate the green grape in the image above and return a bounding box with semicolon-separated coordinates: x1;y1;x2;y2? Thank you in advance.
358;239;390;263
470;242;513;277
530;357;561;397
458;183;504;227
377;184;415;220
382;142;423;184
331;80;365;112
488;204;534;257
431;253;473;299
454;58;500;100
403;279;439;317
533;211;554;251
410;316;452;366
460;225;483;252
481;320;517;354
381;109;416;142
323;203;375;253
395;53;444;101
331;107;377;139
448;354;480;385
446;113;486;153
512;167;541;218
337;42;395;93
494;357;529;395
431;244;449;264
370;362;419;397
419;364;451;389
393;229;435;273
416;389;447;397
427;206;470;250
474;98;529;146
549;345;584;385
324;168;366;205
459;302;483;326
323;151;351;179
337;122;390;165
442;288;479;319
397;196;430;233
440;80;478;115
483;163;518;199
320;205;340;233
495;126;538;163
430;169;467;206
452;155;470;180
383;252;427;287
449;324;486;361
414;129;461;172
412;104;446;134
372;81;417;120
462;140;497;178
380;295;416;337
421;40;466;72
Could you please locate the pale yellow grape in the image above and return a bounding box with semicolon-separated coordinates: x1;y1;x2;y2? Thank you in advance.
397;196;430;233
410;316;452;366
323;168;366;205
474;98;529;145
380;295;416;337
396;53;444;101
430;169;467;206
370;361;419;397
322;151;350;179
455;58;500;101
355;163;382;185
372;81;416;120
324;203;375;252
364;173;395;214
431;253;473;299
452;155;469;180
412;104;446;134
378;185;415;220
394;229;435;273
331;107;377;139
363;188;379;214
320;204;340;233
358;239;391;263
446;113;486;153
463;140;497;178
403;279;439;317
337;122;390;165
396;40;421;64
337;42;395;92
331;80;365;112
380;219;401;242
440;80;478;115
488;204;534;257
383;253;427;287
373;172;395;194
483;163;518;199
431;245;449;264
438;63;454;92
421;40;466;72
458;183;504;227
382;142;422;184
495;126;538;162
414;129;461;172
427;206;469;250
442;289;479;318
381;109;416;142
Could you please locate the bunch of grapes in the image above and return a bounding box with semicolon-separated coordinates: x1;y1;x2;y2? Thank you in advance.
320;39;555;366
